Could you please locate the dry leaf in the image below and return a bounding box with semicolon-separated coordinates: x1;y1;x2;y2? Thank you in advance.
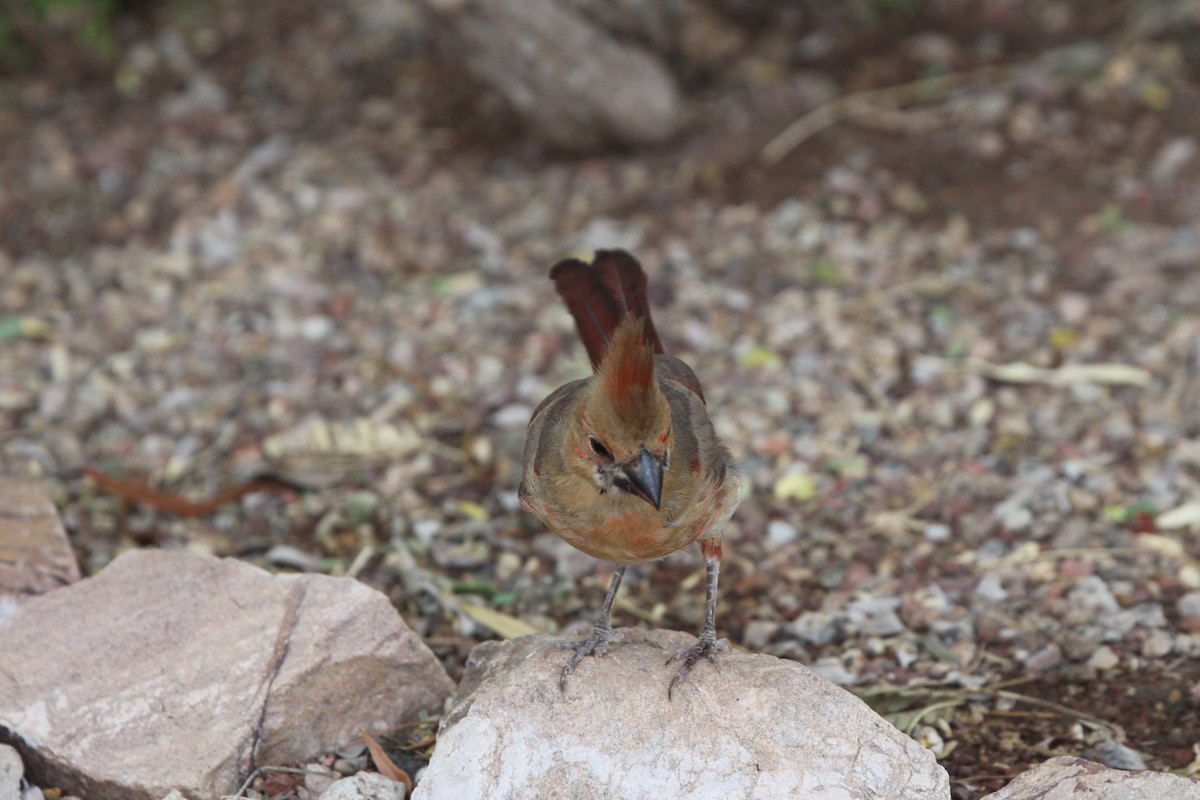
1156;503;1200;531
458;601;540;639
361;730;412;794
773;473;816;502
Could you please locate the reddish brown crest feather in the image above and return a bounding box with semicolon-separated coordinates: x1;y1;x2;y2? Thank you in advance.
593;250;665;355
601;317;657;420
550;258;621;369
550;250;665;371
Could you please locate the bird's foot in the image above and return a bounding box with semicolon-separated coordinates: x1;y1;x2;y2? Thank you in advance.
666;631;729;699
557;625;614;690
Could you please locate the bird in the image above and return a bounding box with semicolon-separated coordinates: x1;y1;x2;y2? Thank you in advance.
518;249;747;696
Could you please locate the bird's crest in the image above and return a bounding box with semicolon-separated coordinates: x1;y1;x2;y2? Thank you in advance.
550;250;664;370
599;316;660;424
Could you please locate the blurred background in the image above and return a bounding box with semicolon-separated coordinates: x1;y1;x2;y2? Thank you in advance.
2;1;1199;795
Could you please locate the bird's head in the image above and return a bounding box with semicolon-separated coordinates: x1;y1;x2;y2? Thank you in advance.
572;316;672;509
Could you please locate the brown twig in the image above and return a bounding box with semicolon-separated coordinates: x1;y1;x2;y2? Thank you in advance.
761;64;1014;165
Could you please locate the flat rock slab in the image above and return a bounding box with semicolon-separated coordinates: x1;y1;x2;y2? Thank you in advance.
0;549;453;800
0;478;80;595
414;630;949;800
982;756;1200;799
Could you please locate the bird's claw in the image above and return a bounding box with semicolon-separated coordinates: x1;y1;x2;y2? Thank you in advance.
557;628;613;690
666;633;728;699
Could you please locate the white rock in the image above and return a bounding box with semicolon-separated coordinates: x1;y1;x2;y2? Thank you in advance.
414;630;949;800
0;744;22;800
923;524;951;543
981;756;1200;799
975;573;1009;603
1093;740;1147;771
1178;591;1200;619
321;772;407;800
0;550;452;800
784;610;842;646
765;520;798;545
1087;645;1119;671
1067;575;1119;616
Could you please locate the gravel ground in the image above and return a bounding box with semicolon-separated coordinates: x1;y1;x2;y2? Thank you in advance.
2;1;1199;797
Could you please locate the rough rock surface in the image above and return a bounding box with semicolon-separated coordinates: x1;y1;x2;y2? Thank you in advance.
414;630;949;800
320;771;408;800
981;756;1200;800
0;549;452;800
0;744;21;800
0;478;80;596
419;0;683;150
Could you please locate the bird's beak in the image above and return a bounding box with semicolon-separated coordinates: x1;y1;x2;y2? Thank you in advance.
621;446;664;510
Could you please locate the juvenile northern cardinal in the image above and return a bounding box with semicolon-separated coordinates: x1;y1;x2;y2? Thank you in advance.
519;250;747;695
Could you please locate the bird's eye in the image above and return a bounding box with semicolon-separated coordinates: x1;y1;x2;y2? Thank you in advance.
588;437;613;461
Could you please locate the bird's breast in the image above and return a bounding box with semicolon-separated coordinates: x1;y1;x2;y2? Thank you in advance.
560;506;702;564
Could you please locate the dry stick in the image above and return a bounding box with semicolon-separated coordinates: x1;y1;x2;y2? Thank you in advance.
760;63;1014;166
904;697;971;735
991;689;1123;737
901;679;1121;737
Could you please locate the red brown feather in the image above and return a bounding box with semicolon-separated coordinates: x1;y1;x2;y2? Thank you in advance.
601;317;657;422
550;250;665;371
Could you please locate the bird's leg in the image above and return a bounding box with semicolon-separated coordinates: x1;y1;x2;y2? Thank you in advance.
668;537;729;698
558;564;626;690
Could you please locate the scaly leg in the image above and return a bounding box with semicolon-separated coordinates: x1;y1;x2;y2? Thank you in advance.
668;537;728;698
559;564;626;690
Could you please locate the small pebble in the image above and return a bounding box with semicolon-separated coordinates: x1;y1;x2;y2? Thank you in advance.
1141;629;1173;659
490;404;532;430
974;572;1008;603
1068;576;1119;616
412;519;441;544
1178;591;1200;619
1087;645;1119;670
923;523;951;543
1094;740;1148;771
766;520;798;545
305;763;337;794
265;544;322;572
809;657;858;686
333;756;367;775
1023;644;1062;672
784;611;841;646
742;619;780;651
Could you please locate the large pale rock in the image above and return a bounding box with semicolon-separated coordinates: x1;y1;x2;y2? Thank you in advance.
421;0;684;150
0;549;452;800
414;630;949;800
982;756;1200;799
0;478;80;595
0;744;21;800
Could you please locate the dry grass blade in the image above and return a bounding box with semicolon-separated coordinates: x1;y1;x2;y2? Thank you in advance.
458;601;541;639
990;690;1124;738
965;358;1152;387
761;64;1013;164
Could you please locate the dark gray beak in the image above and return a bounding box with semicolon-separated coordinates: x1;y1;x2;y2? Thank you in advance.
621;446;664;510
